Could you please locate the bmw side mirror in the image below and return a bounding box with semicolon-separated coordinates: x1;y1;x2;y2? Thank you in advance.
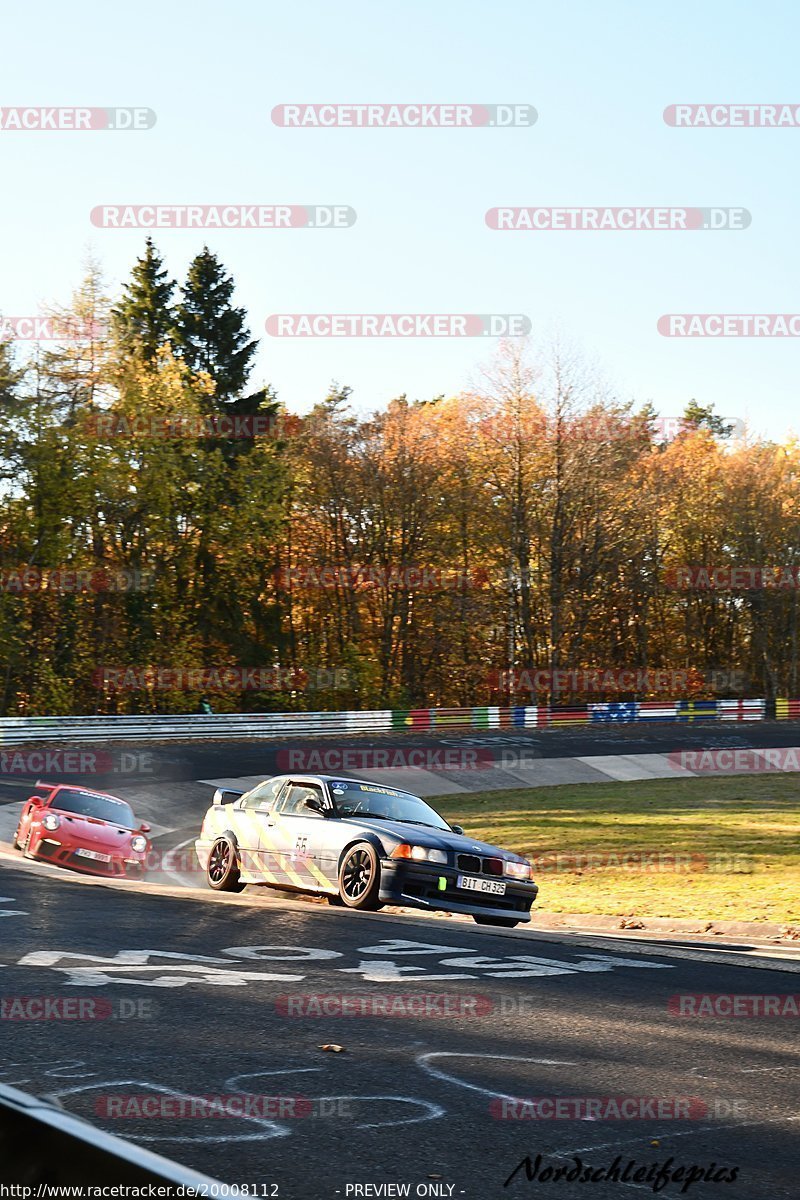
451;824;464;835
305;795;326;813
139;822;151;833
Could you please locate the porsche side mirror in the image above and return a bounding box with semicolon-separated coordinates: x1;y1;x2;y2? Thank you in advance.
451;824;464;836
139;822;151;833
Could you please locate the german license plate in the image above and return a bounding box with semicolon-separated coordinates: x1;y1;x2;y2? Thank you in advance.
457;874;506;895
75;848;112;862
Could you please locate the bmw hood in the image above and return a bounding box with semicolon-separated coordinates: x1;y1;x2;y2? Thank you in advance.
342;817;527;863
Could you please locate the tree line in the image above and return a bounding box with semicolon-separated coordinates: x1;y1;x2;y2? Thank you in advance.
1;242;798;714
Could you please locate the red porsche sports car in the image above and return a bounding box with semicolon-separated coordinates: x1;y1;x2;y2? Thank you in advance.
13;782;151;879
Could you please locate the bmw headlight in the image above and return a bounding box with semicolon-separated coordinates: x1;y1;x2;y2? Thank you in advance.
130;834;148;853
391;843;448;865
42;812;60;831
504;858;533;880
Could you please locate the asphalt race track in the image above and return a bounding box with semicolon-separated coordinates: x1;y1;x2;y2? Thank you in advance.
1;856;799;1197
1;722;799;1196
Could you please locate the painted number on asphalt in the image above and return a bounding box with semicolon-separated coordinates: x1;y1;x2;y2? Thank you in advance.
15;939;671;988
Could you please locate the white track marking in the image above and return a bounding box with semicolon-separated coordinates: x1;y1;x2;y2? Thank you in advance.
223;945;343;961
0;895;26;917
40;964;305;988
223;1068;445;1129
52;1079;289;1144
417;1051;577;1103
328;1095;445;1129
338;960;478;981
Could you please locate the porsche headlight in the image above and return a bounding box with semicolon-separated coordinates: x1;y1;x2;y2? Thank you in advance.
130;834;148;853
42;812;60;831
505;858;533;880
391;843;448;865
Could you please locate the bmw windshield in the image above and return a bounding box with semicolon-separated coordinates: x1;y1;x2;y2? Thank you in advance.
328;780;451;830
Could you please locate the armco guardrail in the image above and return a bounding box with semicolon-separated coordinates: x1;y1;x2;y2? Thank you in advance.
0;698;782;745
0;1080;238;1188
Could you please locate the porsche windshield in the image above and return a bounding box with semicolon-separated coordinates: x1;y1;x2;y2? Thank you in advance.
51;790;136;829
329;781;450;830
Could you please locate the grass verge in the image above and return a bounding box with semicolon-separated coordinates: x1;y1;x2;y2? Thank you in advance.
432;773;800;925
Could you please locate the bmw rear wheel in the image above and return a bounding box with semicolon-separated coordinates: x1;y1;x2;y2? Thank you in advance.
207;837;245;892
338;843;382;910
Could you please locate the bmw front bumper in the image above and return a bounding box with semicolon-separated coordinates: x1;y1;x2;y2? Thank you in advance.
378;858;538;922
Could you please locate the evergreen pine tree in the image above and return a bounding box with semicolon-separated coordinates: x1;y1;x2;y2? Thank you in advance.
111;238;176;363
174;247;258;407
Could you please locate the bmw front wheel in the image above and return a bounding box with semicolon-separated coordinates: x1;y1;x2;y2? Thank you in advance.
338;843;382;910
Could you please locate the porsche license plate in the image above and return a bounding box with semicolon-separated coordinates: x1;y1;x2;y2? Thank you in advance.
457;874;506;895
75;848;112;862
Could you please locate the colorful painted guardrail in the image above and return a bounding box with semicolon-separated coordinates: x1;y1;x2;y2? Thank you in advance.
1;697;795;744
389;698;768;729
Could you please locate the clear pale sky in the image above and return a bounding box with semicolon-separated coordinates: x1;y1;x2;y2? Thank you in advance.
2;0;799;440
